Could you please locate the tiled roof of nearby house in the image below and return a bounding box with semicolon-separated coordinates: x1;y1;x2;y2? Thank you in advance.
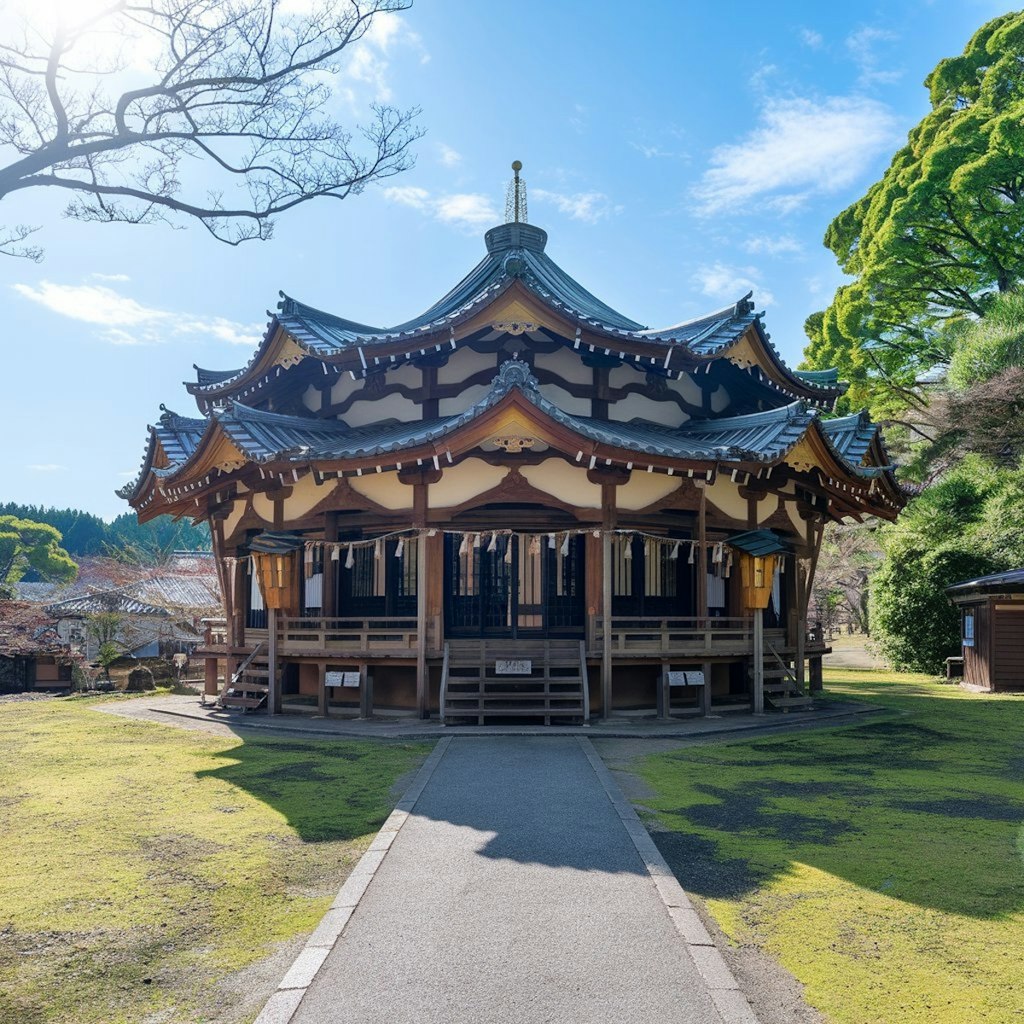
0;603;70;658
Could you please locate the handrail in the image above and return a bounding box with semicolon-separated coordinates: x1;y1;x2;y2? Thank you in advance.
579;640;590;723
765;640;800;689
230;641;264;687
439;642;450;726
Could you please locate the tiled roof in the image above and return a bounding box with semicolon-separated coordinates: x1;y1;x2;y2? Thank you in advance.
117;407;207;500
188;224;840;400
946;568;1024;595
0;602;70;658
195;360;839;470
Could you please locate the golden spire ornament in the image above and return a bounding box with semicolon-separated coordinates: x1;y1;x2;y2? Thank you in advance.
504;160;528;224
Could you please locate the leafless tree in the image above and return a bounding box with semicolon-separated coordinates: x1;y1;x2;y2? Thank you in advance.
0;0;422;259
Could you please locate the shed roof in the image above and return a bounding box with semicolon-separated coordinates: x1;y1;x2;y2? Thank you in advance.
946;568;1024;597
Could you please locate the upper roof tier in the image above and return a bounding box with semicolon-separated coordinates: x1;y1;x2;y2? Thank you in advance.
186;218;844;406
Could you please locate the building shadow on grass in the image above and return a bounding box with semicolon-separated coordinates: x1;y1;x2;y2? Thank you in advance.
640;689;1024;919
194;737;428;843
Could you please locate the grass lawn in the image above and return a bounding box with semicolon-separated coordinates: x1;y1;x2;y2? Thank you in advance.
633;670;1024;1024
0;696;430;1024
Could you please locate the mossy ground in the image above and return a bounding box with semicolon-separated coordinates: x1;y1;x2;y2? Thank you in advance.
633;670;1024;1023
0;697;429;1024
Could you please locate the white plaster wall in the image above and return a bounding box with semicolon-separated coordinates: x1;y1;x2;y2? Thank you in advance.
710;386;731;413
283;475;334;519
223;497;247;537
609;363;642;388
669;373;703;406
608;393;689;426
301;385;322;412
534;346;592;386
429;458;508;507
616;474;682;511
251;492;274;523
343;392;419;427
537;382;592;416
439;384;492;417
387;363;421;389
704;478;747;521
520;459;603;509
438;347;495;385
349;472;415;510
329;374;361;406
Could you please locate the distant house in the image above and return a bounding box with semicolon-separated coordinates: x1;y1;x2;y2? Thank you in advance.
0;602;75;692
946;569;1024;692
46;555;222;661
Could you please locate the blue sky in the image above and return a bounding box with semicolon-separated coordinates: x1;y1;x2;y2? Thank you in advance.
0;0;1012;520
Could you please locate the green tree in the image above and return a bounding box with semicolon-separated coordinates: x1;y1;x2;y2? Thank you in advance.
804;12;1024;416
869;457;1024;671
0;515;77;594
85;612;123;680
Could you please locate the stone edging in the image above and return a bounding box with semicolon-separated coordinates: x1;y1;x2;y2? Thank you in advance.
252;736;453;1024
576;736;759;1024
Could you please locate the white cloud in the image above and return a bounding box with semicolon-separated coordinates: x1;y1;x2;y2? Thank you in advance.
333;10;429;107
381;186;498;231
846;27;902;86
13;280;261;346
800;28;824;49
437;144;462;168
13;281;164;326
90;272;131;282
533;189;620;224
694;262;775;307
742;234;803;256
691;96;901;215
434;193;499;229
27;463;66;472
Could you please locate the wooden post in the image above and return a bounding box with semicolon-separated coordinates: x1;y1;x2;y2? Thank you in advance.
795;560;806;693
697;483;709;650
267;606;280;714
601;530;613;719
323;512;338;618
317;662;328;717
752;608;764;714
359;664;373;719
701;660;712;716
416;532;429;719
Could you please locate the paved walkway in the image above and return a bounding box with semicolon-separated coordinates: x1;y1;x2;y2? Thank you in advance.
256;737;757;1024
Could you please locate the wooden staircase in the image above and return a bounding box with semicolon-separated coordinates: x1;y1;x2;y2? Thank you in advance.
751;642;813;712
440;640;589;725
219;643;270;711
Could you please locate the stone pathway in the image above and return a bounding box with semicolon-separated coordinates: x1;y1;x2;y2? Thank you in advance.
256;736;757;1024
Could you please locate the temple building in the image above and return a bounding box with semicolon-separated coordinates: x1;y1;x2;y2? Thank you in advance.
119;163;904;724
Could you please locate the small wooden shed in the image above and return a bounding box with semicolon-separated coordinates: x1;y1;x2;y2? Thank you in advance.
946;569;1024;692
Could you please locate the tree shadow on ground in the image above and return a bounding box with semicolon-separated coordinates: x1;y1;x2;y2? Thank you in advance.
637;683;1024;919
195;736;429;843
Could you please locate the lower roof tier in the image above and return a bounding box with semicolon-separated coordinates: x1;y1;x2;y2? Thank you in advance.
120;358;905;523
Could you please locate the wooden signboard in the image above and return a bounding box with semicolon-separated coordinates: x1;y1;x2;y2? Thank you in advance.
668;671;705;687
495;659;532;675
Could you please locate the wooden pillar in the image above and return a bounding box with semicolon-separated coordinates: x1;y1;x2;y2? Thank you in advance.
700;660;712;716
794;558;806;693
323;512;338;618
359;664;374;719
416;531;429;719
317;662;328;717
601;530;613;719
752;609;765;714
267;606;281;714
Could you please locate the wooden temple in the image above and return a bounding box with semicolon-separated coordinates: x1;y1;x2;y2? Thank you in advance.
119;164;904;724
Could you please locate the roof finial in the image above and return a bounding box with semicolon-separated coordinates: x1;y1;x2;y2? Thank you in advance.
504;160;528;225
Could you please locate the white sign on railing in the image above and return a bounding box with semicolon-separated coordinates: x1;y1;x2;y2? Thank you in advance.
495;660;532;675
668;671;705;686
326;671;361;688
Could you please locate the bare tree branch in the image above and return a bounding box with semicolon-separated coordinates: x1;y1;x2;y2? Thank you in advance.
0;0;423;256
